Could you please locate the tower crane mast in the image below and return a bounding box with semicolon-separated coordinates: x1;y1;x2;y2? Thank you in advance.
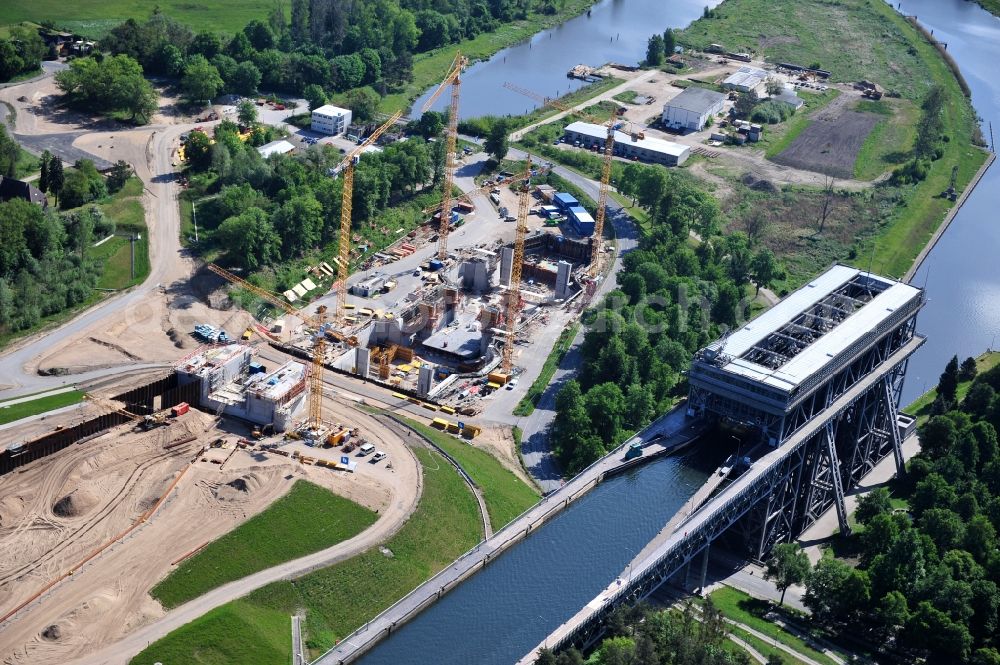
332;110;402;322
501;156;532;375
503;82;622;277
422;52;468;261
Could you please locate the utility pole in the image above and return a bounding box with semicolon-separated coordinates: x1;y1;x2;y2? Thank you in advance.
192;200;199;243
130;233;140;281
990;121;995;154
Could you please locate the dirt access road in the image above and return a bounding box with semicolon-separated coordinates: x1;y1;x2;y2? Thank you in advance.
1;399;422;665
0;69;229;398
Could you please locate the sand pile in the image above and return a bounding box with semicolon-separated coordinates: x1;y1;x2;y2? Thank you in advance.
214;473;263;502
52;490;100;518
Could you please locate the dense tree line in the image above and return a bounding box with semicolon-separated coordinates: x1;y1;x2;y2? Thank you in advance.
537;601;751;665
796;356;1000;663
0;26;46;83
550;165;778;474
0;199;110;334
54;54;157;122
186;119;444;271
96;0;560;111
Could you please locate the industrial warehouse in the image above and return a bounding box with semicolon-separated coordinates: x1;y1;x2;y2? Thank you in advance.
562;121;691;166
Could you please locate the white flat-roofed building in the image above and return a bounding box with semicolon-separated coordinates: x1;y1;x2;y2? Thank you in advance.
662;87;727;131
563;121;691;166
312;104;352;136
257;139;296;158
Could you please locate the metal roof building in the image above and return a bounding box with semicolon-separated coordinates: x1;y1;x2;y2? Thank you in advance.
723;66;768;94
662;87;727;132
257;139;296;158
688;265;924;443
563;121;691;166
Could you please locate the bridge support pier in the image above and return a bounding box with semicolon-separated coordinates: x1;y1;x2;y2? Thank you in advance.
698;544;710;594
824;423;851;538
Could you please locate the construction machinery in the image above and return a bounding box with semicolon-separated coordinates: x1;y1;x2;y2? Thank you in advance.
422;52;468;261
501;157;533;375
332;110;403;322
207;263;337;434
503;82;623;276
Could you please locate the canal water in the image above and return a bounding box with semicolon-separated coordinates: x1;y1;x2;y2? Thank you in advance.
892;0;1000;405
359;451;712;665
358;1;1000;662
412;0;721;119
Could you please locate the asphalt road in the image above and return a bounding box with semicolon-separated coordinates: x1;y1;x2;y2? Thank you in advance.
498;147;641;492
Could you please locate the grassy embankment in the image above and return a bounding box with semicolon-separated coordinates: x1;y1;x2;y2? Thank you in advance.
0;389;85;425
708;587;843;665
378;0;598;114
905;350;1000;425
679;0;988;281
150;481;378;609
88;177;149;289
0;2;282;37
514;323;580;416
976;0;1000;17
133;447;481;664
399;416;539;528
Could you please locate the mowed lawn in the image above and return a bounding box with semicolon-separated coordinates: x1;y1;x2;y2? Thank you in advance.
150;480;378;609
0;389;85;425
402;416;539;528
134;447;482;664
0;1;277;36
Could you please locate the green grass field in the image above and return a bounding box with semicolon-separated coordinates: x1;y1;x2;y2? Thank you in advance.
708;587;840;665
401;416;539;529
0;389;85;425
681;0;987;280
150;481;378;609
133;447;482;664
852;97;917;180
87;178;149;290
514;323;580;417
0;1;279;36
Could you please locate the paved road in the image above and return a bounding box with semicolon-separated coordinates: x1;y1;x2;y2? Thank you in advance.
493;148;641;492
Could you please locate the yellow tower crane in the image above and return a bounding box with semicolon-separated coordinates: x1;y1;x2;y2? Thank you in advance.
500;156;533;375
207;263;330;432
332;110;403;322
502;82;623;277
422;52;468;261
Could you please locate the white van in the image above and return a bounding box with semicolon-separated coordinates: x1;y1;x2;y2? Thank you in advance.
358;443;376;456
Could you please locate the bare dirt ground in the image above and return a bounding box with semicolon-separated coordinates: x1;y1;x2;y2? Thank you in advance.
0;397;421;665
770;92;880;179
473;425;535;488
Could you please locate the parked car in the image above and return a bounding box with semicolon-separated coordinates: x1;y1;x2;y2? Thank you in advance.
372;451;388;463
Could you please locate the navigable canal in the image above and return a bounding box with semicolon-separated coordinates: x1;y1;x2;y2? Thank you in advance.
360;1;998;662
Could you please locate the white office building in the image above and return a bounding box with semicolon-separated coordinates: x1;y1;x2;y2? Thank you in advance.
312;104;352;136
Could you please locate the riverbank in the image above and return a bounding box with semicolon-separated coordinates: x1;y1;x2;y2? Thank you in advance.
378;0;598;114
976;0;1000;17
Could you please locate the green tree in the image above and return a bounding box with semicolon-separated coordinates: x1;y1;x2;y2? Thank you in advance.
663;29;676;58
290;0;309;43
733;91;759;119
874;590;909;639
39;150;51;194
181;55;224;104
0;125;18;178
332;53;365;90
304;83;327;111
939;354;960;403
0;40;24;82
960;356;979;381
185;131;213;171
190;31;223;59
856;487;893;526
237;100;258;127
750;248;777;295
49;158;64;204
344;87;380;122
217;208;280;269
273;194;323;257
920;416;958;460
231;61;262;96
485;119;510;163
107;160;132;193
645;34;664;66
765;542;810;606
243;19;275;50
